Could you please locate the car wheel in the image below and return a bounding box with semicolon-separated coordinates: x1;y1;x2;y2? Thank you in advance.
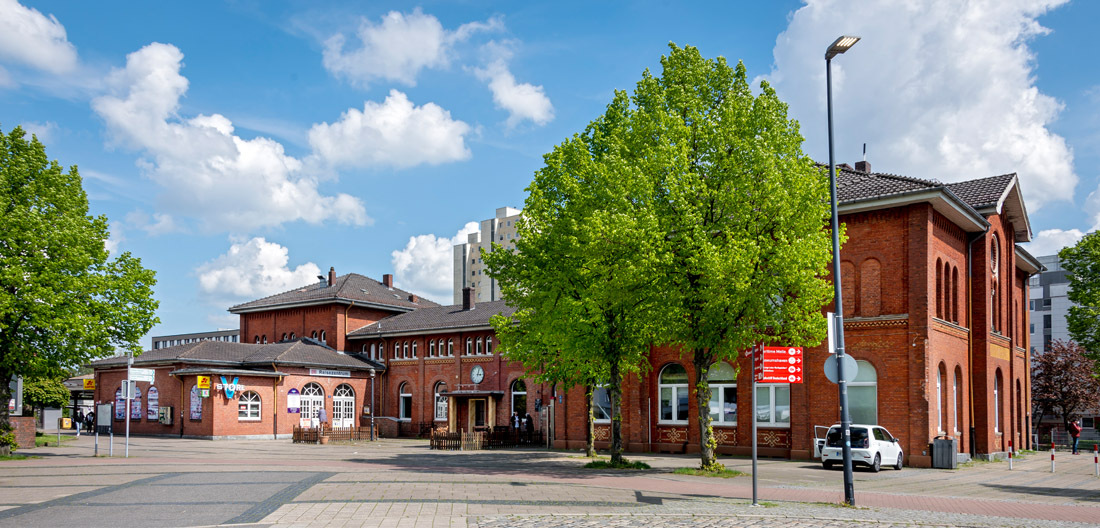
823;461;833;469
894;453;903;470
871;453;881;473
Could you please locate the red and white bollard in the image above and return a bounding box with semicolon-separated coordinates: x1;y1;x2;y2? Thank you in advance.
1008;440;1013;470
1094;444;1098;477
1051;442;1056;473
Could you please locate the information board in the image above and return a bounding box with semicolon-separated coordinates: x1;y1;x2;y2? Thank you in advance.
753;346;804;383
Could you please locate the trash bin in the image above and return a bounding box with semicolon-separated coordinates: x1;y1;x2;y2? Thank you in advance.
932;437;958;469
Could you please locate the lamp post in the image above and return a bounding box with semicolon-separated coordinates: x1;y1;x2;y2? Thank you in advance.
826;34;860;506
370;369;376;441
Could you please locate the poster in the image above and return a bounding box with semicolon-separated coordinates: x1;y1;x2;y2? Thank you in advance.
130;386;142;420
114;388;124;419
189;384;202;420
147;386;159;420
286;388;300;413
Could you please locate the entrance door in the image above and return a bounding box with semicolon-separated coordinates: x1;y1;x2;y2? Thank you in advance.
471;399;487;431
300;383;324;427
333;384;355;428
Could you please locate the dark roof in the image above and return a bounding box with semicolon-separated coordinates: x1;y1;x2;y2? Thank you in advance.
348;299;516;337
833;166;1018;213
228;273;439;313
90;338;385;371
945;173;1017;210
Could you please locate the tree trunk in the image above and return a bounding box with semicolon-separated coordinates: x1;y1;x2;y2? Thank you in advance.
609;360;624;465
0;370;14;444
584;384;596;457
693;350;721;471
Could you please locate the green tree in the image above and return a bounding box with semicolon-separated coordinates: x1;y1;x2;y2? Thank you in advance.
638;45;835;470
487;96;665;465
1061;232;1100;358
22;376;70;410
0;126;159;439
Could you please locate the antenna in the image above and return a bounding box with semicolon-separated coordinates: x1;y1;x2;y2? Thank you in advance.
862;143;867;162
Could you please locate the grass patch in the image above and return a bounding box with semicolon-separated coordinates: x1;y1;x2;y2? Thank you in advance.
583;459;651;470
809;500;865;509
0;454;37;461
568;454;608;460
34;434;77;448
673;467;746;478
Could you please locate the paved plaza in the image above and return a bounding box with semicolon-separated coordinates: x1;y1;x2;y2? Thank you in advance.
1;434;1099;527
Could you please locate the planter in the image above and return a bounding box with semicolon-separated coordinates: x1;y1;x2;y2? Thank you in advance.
319;435;329;445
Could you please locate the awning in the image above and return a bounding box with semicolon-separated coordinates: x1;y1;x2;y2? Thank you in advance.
444;390;505;398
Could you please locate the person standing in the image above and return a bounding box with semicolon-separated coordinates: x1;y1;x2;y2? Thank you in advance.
1069;419;1082;454
85;410;95;433
317;406;328;430
74;409;84;437
525;412;534;443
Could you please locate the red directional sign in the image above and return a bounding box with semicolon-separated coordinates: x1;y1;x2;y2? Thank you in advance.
753;346;804;383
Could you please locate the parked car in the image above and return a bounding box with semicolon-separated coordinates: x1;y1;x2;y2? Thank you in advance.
820;424;903;472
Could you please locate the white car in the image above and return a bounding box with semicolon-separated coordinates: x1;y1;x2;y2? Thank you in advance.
820;424;903;472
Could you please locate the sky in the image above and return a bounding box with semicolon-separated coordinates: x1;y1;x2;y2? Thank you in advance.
2;0;1098;343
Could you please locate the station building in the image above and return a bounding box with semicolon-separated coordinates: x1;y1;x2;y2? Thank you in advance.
90;163;1038;465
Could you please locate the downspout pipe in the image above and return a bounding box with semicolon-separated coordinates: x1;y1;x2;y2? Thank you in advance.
273;362;282;440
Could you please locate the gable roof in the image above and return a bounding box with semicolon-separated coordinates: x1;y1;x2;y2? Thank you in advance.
834;167;1031;242
89;338;385;371
228;273;439;314
348;299;516;338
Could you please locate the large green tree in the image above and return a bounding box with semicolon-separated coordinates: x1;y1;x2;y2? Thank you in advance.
1061;232;1100;358
22;376;71;411
487;96;665;465
639;45;834;470
0;126;159;437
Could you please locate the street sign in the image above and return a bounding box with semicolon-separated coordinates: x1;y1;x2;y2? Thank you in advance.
753;346;804;383
130;368;155;383
197;376;211;389
83;379;96;390
824;354;858;384
827;312;837;354
121;380;138;399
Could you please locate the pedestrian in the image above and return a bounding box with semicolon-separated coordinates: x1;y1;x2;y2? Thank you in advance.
85;410;95;433
1069;419;1082;454
317;406;328;430
525;412;534;442
512;412;520;431
75;409;84;437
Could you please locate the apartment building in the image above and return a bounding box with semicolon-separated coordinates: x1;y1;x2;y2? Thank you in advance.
452;207;521;304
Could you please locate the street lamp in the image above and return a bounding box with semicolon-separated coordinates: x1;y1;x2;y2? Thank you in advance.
826;34;860;506
370;369;376;441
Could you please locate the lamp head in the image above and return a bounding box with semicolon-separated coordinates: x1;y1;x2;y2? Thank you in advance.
826;35;861;59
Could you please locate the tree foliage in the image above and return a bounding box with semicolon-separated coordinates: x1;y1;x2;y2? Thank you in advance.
0;126;159;436
1031;340;1100;425
1061;232;1100;358
22;376;70;410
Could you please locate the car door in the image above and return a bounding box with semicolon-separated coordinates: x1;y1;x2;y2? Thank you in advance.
876;427;899;460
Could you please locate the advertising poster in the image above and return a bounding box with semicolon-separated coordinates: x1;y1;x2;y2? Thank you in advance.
189;385;202;420
114;387;124;419
287;388;300;413
130;386;142;420
147;386;159;420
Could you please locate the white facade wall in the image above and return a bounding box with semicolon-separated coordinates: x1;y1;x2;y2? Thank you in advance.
453;207;521;304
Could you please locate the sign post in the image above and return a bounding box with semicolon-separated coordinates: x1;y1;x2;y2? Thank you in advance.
125;353;132;458
749;345;804;507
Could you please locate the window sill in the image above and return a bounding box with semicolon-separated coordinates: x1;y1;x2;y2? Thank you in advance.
239;417;261;422
657;421;689;426
755;423;791;429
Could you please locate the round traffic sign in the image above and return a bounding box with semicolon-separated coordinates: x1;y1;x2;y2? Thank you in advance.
824;354;858;384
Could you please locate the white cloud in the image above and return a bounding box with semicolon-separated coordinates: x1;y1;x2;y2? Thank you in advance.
764;0;1074;211
196;237;321;304
125;210;180;236
19;120;57;143
322;9;502;88
0;0;77;74
1023;228;1085;257
308;89;472;169
391;222;480;303
475;52;554;127
105;221;124;256
92;43;368;233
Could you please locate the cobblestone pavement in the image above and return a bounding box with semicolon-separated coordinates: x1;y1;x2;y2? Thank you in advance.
1;434;1097;527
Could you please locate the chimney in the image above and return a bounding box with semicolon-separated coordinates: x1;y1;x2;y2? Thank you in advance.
382;274;393;288
462;287;475;311
408;294;419;303
854;160;871;173
328;267;336;287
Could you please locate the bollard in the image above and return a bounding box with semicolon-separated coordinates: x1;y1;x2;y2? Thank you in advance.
1051;442;1056;473
1094;444;1098;477
1008;440;1013;470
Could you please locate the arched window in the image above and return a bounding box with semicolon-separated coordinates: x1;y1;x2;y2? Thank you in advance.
399;382;412;420
333;384;355;427
935;259;943;319
466;338;473;355
849;360;878;424
485;337;493;355
708;361;737;425
953;366;962;433
411;341;418;358
446;339;453;356
951;266;960;324
239;391;261;420
394;342;400;359
369;343;376;360
262;335;267;344
658;364;689;423
860;258;881;317
429;340;436;357
254;335;260;344
1016;379;1024;443
146;386;159;420
936;363;946;433
434;382;449;421
476;337;483;355
320;330;326;343
289;332;295;339
511;379;527;416
130;385;142;420
403;341;409;358
301;382;324;427
282;333;288;341
994;370;1002;433
115;386;125;420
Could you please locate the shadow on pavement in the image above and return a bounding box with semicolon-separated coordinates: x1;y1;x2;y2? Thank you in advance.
979;482;1100;502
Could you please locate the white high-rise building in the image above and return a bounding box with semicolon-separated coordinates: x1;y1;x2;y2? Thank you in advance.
453;207;521;304
1028;254;1070;354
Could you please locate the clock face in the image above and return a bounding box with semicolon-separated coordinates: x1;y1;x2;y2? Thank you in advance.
471;365;485;384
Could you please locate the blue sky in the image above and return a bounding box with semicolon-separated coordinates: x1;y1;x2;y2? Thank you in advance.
1;0;1097;343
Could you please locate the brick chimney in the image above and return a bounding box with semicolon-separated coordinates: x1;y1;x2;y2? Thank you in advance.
382;274;393;288
854;160;871;173
328;267;336;287
462;287;475;311
408;294;419;303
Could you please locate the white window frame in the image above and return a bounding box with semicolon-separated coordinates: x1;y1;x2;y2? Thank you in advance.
848;360;878;425
936;367;944;434
434;382;448;421
238;391;261;421
466;338;473;356
593;386;611;423
429;340;436;357
476;338;483;355
708;362;737;425
754;383;791;428
511;379;527;417
485;337;493;355
399;382;412;421
412;341;418;358
953;370;961;434
403;342;409;358
447;339;454;356
394;342;400;359
658;364;690;425
994;372;1001;433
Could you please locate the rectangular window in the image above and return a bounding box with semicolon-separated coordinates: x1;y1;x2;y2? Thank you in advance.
400;395;412;420
593;387;611;422
435;394;447;421
708;385;737;425
755;384;790;427
658;386;690;423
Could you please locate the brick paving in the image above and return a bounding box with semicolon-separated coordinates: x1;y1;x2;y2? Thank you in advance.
0;434;1097;527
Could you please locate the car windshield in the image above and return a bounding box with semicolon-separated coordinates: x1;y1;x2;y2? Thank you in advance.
826;426;870;448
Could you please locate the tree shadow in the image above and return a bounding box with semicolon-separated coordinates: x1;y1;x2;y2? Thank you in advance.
980;482;1100;502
